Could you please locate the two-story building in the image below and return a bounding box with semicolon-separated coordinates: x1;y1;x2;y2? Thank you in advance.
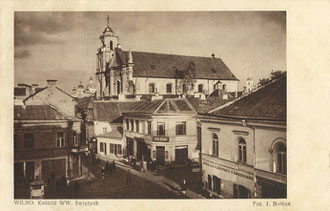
122;98;198;165
199;74;286;198
14;104;86;185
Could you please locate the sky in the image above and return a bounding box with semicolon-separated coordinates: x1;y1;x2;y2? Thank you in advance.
14;11;286;92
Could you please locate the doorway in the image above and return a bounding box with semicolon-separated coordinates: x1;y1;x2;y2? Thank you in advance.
156;146;165;165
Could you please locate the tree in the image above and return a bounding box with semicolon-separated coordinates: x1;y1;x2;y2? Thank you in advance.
75;96;93;120
176;61;197;95
258;70;286;86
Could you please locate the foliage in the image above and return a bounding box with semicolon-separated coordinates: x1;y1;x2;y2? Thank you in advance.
258;70;286;86
75;96;93;120
176;61;197;95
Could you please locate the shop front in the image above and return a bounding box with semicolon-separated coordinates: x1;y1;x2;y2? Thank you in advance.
202;156;255;198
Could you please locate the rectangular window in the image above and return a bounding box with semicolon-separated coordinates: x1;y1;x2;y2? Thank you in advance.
110;143;115;154
24;133;34;149
103;127;107;134
213;176;221;194
176;121;186;135
157;122;165;136
104;143;107;155
126;119;129;130
73;132;78;146
147;121;152;135
56;132;65;147
117;144;122;155
100;142;104;152
208;175;212;190
136;120;140;133
131;119;134;132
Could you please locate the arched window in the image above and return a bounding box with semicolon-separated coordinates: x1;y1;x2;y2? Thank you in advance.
110;41;113;50
238;138;247;162
182;84;187;93
116;80;121;95
149;83;155;94
222;84;227;91
166;83;172;93
198;84;203;93
212;134;219;156
275;143;286;175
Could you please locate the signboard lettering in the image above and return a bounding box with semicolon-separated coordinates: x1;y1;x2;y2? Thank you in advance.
203;161;253;180
153;136;169;142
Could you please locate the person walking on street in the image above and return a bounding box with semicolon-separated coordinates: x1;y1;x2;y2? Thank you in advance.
101;167;105;180
182;179;187;194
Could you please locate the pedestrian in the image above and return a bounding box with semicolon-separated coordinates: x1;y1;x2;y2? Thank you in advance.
142;160;147;172
126;169;131;184
105;161;110;174
112;160;116;172
101;167;105;180
181;179;187;194
74;181;80;197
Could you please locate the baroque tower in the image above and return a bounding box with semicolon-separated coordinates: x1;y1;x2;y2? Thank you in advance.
95;16;134;99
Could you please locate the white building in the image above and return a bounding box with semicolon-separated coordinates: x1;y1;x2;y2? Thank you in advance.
122;98;199;165
95;17;240;100
199;74;286;198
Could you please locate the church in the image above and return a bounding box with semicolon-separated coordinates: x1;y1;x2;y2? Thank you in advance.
95;16;240;101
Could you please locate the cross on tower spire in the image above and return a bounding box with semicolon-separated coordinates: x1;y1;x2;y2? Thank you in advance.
107;15;110;26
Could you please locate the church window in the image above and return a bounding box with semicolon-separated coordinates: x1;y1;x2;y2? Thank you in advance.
110;41;113;50
149;83;155;94
166;83;172;93
117;80;121;95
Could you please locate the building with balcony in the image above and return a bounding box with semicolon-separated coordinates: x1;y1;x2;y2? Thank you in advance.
122;98;199;165
199;74;286;198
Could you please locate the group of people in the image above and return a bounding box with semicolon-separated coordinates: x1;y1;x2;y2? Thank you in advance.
44;174;80;198
101;160;116;180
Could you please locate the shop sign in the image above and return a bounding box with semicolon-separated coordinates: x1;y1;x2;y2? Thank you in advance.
203;161;253;180
153;136;169;142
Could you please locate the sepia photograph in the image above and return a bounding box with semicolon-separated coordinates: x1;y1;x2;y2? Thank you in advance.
13;11;287;200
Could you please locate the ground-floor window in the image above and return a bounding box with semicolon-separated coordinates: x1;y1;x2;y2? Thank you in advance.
100;142;107;155
110;143;122;156
213;176;221;194
233;184;250;198
208;175;212;190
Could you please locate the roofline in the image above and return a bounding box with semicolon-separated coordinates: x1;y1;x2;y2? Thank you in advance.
23;86;75;103
208;73;286;114
198;112;286;122
132;75;239;81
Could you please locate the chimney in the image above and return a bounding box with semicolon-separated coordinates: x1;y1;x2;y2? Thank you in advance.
47;79;57;88
211;53;215;59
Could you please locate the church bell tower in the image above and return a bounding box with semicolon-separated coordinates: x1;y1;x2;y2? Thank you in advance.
95;15;120;97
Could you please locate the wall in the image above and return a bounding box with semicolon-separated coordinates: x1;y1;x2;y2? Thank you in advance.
134;77;239;95
94;121;112;136
24;87;76;117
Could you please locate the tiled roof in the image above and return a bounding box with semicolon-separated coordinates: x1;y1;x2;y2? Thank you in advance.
211;74;286;120
119;51;238;80
23;87;73;102
187;95;234;114
96;128;123;139
14;105;67;120
88;101;136;122
123;98;196;115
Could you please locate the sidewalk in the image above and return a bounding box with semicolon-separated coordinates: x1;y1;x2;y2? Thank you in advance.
97;157;205;199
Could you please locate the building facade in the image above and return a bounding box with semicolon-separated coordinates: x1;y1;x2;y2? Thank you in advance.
122;98;199;165
14;105;87;185
199;74;287;198
95;17;239;100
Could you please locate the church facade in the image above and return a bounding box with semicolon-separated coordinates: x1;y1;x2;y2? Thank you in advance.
95;17;240;100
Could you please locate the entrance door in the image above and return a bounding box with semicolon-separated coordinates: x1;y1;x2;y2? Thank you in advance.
156;146;165;165
127;138;134;156
175;146;188;164
26;161;35;180
14;162;24;185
